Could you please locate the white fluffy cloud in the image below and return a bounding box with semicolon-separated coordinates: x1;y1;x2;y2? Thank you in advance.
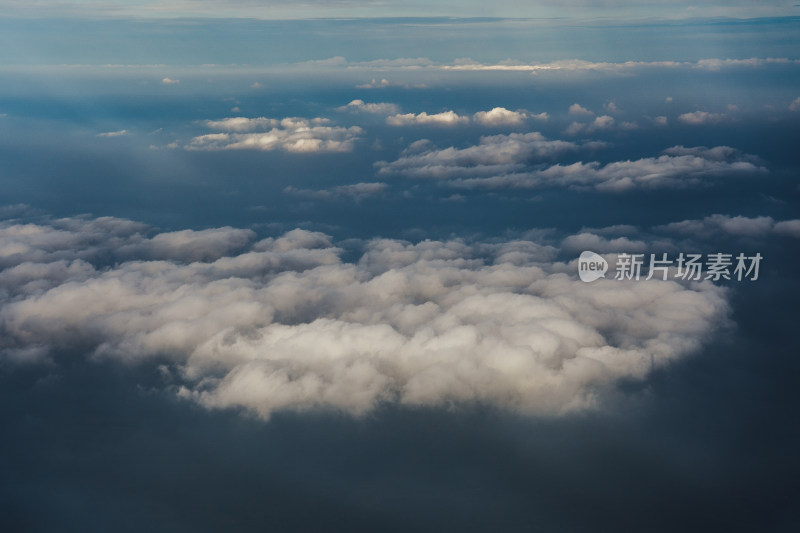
376;132;578;179
0;215;730;419
677;111;727;125
473;107;529;126
386;107;544;128
569;103;594;117
789;97;800;112
565;115;615;135
386;110;470;127
188;116;362;153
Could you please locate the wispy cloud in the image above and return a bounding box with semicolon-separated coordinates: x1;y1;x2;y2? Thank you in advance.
284;182;388;201
336;99;400;115
380;142;765;192
97;130;128;137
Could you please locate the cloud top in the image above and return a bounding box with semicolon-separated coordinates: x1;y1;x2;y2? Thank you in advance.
0;215;730;419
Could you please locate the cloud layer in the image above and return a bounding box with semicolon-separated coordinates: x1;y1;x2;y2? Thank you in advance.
0;215;730;419
379;142;765;192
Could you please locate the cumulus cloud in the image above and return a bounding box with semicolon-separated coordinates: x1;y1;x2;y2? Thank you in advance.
569;103;594;117
161;77;179;84
376;132;578;179
560;233;647;254
565;115;615;135
789;97;800;111
188;117;362;153
0;215;730;419
385;107;543;128
284;182;388;201
386;110;470;127
678;111;727;125
336;99;400;115
356;78;391;89
473;107;528;127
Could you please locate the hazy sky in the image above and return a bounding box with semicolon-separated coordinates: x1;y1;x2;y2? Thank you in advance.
1;0;799;19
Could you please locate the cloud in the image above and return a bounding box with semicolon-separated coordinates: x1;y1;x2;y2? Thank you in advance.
565;115;615;135
677;111;727;125
336;99;400;115
380;139;763;192
560;233;647;254
449;146;764;192
569;103;594;117
356;78;391;89
433;57;800;74
657;214;800;239
97;130;128;137
161;77;179;84
790;97;800;111
774;219;800;238
188;117;362;153
203;117;282;132
473;107;528;127
0;215;730;419
284;182;388;201
376;132;578;179
384;107;542;128
386;111;470;127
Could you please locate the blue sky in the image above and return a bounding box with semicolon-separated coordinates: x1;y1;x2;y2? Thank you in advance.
1;4;800;533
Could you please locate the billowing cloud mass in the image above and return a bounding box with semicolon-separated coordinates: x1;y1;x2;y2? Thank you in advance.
473;107;529;126
188;116;362;152
376;132;578;179
387;110;470;127
380;141;765;191
0;215;729;419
